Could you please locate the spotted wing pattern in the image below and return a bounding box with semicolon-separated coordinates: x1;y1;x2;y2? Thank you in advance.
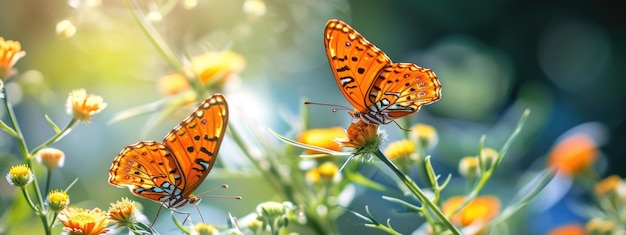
324;19;441;124
108;94;228;208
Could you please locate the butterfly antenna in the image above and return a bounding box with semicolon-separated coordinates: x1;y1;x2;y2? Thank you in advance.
196;184;243;200
392;119;411;132
304;101;353;113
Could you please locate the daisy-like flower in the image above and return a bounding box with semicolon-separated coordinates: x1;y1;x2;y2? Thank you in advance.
36;147;65;171
108;197;139;228
190;222;218;235
442;196;501;235
337;120;382;155
297;127;345;154
547;133;598;176
66;89;107;122
157;51;245;95
6;164;33;187
0;37;26;79
58;207;109;235
47;189;70;212
409;123;438;150
383;139;415;161
458;156;480;180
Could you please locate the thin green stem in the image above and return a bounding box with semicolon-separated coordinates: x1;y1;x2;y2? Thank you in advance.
20;186;38;212
3;84;50;235
30;118;78;156
373;149;460;235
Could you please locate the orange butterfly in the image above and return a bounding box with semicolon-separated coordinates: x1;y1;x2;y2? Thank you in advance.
108;94;228;210
324;19;442;125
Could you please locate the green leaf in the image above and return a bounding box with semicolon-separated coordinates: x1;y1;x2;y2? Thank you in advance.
0;119;17;137
44;114;62;134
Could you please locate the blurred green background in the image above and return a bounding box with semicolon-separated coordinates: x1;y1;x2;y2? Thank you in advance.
1;0;625;234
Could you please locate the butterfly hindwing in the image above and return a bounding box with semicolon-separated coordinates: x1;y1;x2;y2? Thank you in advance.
108;141;182;203
370;63;442;121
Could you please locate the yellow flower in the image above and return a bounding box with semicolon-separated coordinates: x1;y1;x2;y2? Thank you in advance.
317;161;339;180
0;37;26;79
190;222;218;235
479;148;498;171
66;89;107;122
247;218;263;232
36;147;65;170
108;197;138;227
595;175;622;196
409;123;438;150
442;196;500;235
458;156;480;180
157;51;245;95
6;164;33;187
47;189;70;212
586;218;616;235
338;120;381;155
383;139;415;161
547;223;586;235
547;133;598;176
58;207;109;235
297;127;345;154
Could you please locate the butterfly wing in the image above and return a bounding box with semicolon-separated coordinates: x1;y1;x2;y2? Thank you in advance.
108;141;184;204
324;19;392;113
162;94;228;197
367;63;442;123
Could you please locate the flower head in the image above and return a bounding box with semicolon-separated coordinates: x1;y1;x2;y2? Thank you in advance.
479;148;498;171
459;156;480;180
337;120;382;155
190;222;218;235
547;133;598;176
306;161;339;184
66;89;107;122
297;127;345;154
108;197;139;228
58;207;109;235
595;175;623;196
383;139;415;161
442;196;500;234
36;147;65;170
0;37;26;79
6;164;33;187
157;51;245;95
47;189;70;212
409;123;438;150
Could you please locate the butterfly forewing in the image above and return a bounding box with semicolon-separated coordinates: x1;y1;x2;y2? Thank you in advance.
325;19;392;112
109;94;228;208
162;95;228;196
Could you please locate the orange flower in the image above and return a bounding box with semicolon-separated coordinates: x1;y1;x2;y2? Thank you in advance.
547;134;598;176
548;223;586;235
0;37;26;79
36;147;65;170
338;120;381;154
66;89;107;122
297;127;345;154
442;196;500;234
108;197;138;227
157;51;245;95
58;207;109;235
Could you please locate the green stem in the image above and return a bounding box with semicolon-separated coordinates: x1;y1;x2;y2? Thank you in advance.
45;170;52;196
30;118;78;156
373;149;460;235
3;85;50;235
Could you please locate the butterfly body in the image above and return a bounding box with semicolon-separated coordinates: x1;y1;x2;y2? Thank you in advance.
109;94;228;209
325;19;441;124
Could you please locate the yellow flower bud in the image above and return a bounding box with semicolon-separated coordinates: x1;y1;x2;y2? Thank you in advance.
47;189;70;212
6;164;33;187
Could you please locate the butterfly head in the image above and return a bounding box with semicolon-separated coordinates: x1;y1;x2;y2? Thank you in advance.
188;194;202;206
